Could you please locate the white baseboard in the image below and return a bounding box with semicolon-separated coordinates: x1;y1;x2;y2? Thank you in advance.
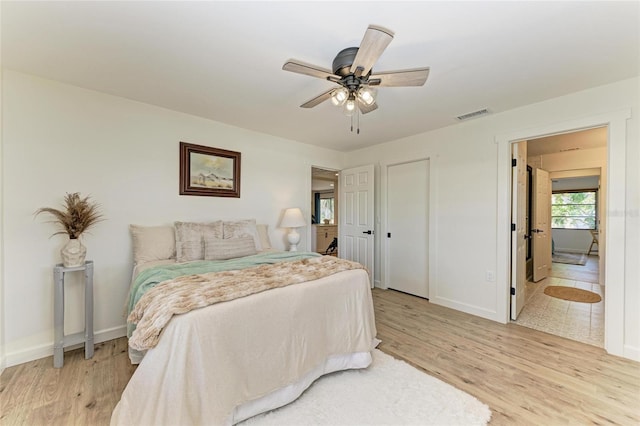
554;248;590;254
624;344;640;362
430;296;501;323
4;325;127;368
554;248;600;255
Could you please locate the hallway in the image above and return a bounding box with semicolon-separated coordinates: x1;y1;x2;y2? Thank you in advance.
514;255;603;347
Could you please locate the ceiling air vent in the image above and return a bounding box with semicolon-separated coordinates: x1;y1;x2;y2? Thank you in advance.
456;108;490;121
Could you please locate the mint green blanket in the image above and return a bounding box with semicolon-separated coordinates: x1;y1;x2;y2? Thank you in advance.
127;251;321;337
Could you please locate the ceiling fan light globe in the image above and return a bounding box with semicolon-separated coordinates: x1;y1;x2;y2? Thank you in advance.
331;88;348;106
357;87;376;105
344;99;356;116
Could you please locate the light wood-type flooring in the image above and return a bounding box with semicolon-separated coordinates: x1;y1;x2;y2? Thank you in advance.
2;287;639;425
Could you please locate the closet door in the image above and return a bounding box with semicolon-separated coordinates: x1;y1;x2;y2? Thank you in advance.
387;159;429;298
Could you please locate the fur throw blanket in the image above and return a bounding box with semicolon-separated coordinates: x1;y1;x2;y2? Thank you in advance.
128;256;365;351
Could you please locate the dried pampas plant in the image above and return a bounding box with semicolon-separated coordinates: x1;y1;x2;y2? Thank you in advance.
35;192;104;239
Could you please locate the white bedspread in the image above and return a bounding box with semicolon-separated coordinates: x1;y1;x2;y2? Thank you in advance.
111;268;376;426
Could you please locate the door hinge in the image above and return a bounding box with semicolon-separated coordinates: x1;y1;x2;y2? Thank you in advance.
510;287;516;295
512;158;517;167
511;223;516;231
387;232;391;238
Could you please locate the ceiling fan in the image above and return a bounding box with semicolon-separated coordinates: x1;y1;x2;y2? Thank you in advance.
283;24;430;133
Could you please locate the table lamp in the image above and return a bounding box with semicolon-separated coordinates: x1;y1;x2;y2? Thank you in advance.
280;207;306;251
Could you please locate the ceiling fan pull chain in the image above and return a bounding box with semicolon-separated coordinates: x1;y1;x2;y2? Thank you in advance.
357;108;360;134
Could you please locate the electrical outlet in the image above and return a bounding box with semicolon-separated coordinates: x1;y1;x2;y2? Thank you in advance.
485;270;495;282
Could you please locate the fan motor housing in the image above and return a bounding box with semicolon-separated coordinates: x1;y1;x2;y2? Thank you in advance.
332;47;360;76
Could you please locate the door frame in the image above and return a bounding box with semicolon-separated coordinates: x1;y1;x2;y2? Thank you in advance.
380;155;438;296
496;109;630;358
510;142;527;320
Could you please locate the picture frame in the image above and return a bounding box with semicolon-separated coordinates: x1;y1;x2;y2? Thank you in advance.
179;142;241;198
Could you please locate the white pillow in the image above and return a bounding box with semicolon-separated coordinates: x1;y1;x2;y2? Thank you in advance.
130;225;176;264
256;224;272;250
204;236;257;260
223;219;262;251
175;221;223;262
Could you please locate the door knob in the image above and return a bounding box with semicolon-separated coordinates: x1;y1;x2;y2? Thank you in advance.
362;230;373;235
532;229;544;233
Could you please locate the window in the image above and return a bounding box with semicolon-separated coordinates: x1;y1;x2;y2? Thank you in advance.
551;190;597;229
319;197;334;224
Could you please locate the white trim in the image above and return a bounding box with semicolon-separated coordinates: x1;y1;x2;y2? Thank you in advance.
429;296;498;318
495;109;631;358
304;162;313;252
4;325;126;368
624;344;640;362
0;63;5;376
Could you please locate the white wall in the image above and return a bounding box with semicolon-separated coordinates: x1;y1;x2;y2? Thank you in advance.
0;70;344;367
552;229;596;254
2;70;638;366
345;77;639;360
0;64;5;371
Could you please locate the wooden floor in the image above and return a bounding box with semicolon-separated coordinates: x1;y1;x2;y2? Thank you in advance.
374;288;640;425
1;288;639;425
0;339;135;425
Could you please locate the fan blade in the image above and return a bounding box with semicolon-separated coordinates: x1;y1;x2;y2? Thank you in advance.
369;67;430;87
301;88;335;108
358;100;378;114
283;59;336;81
349;25;394;76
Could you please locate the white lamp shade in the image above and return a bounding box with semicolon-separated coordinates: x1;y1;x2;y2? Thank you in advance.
280;207;306;228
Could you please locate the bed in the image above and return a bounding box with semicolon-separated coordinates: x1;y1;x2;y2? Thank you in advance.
110;220;377;425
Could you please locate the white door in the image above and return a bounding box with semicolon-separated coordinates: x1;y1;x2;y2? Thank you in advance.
532;168;552;282
511;142;527;320
339;164;375;286
387;160;429;298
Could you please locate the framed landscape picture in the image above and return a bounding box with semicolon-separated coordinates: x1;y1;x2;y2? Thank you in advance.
179;142;241;197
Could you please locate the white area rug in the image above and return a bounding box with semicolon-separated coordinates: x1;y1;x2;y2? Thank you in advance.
241;349;492;426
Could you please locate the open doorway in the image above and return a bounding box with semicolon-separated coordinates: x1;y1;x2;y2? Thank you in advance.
311;167;339;255
512;127;606;347
498;108;629;358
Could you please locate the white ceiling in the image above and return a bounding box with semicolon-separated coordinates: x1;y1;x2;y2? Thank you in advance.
2;1;638;152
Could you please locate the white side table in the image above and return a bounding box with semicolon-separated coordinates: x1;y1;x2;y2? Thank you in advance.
53;260;94;368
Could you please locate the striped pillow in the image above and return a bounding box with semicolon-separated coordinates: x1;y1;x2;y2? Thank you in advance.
204;236;257;260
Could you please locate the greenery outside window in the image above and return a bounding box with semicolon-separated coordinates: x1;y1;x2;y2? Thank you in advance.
551;190;597;230
319;197;334;224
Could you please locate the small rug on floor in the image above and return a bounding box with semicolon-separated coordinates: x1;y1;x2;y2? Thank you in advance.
544;286;602;303
552;252;587;265
241;349;491;426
